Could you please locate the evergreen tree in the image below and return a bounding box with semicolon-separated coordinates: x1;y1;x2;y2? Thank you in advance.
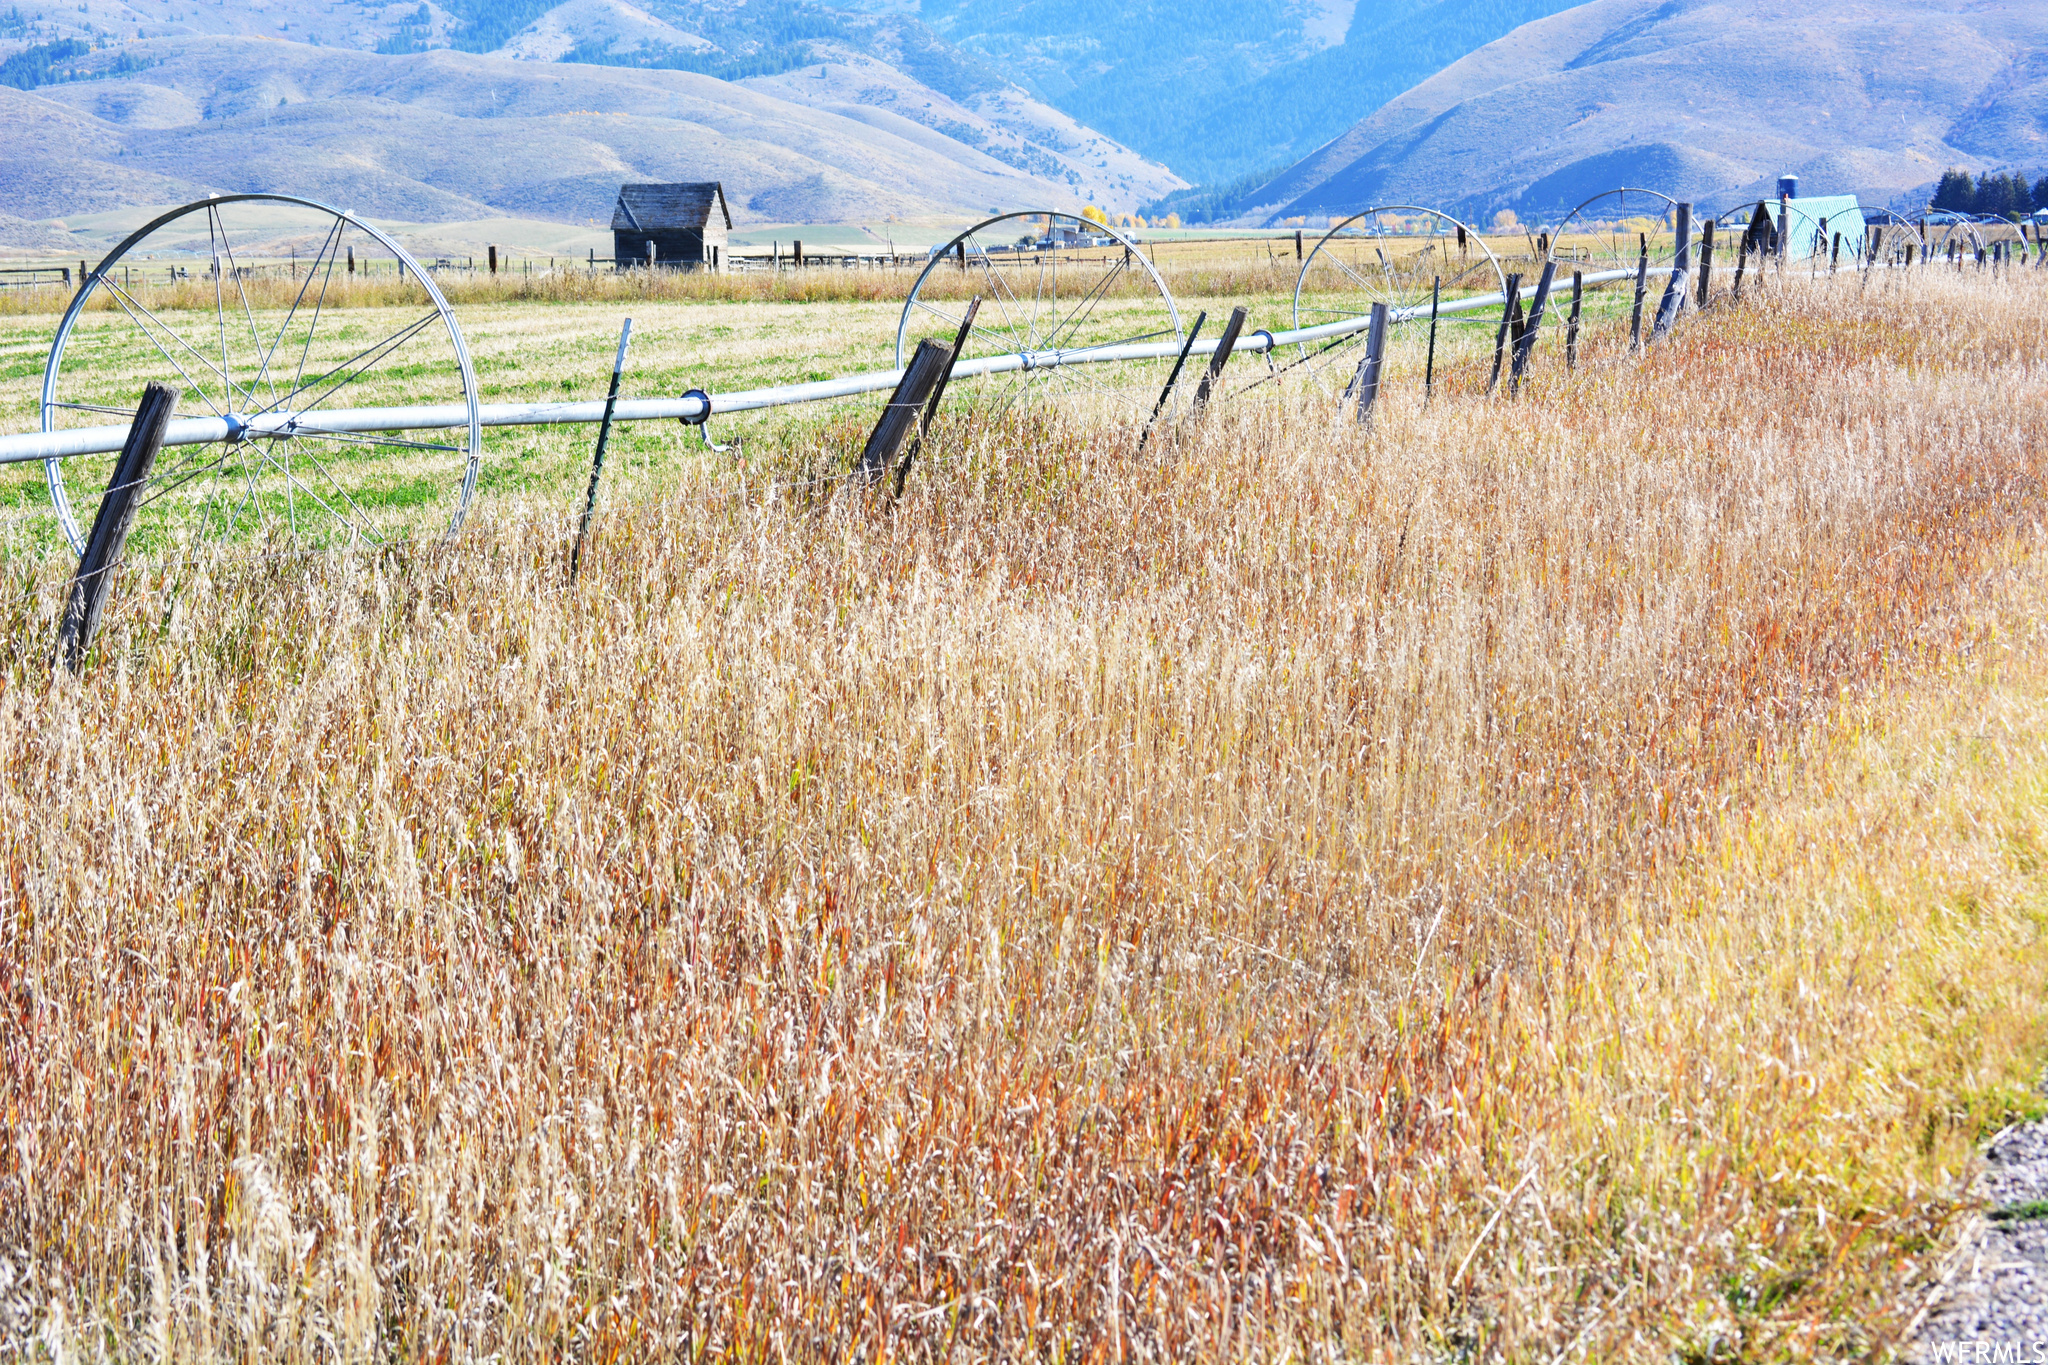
1932;167;1975;211
1974;173;2014;216
1999;172;2030;218
2034;174;2048;212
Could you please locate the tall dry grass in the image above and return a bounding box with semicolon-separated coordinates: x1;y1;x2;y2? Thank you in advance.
0;251;1337;317
2;267;2048;1360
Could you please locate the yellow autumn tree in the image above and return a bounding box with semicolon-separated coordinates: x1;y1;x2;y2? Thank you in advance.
1081;205;1110;226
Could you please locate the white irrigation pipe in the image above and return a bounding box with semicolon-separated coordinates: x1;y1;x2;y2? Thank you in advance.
0;269;1642;466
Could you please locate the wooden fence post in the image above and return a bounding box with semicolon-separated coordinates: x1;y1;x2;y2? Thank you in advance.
55;382;179;674
1650;201;1691;342
347;245;355;275
1629;248;1649;349
1489;273;1522;392
857;338;953;485
1423;277;1441;403
1511;260;1557;393
794;240;804;269
892;297;981;499
1566;270;1583;370
1295;229;1303;260
1696;220;1715;306
489;245;499;275
1352;302;1390;425
1191;305;1249;416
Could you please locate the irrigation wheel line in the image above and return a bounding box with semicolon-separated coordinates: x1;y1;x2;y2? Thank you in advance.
1292;206;1506;380
40;192;481;556
896;211;1185;427
0;273;1651;467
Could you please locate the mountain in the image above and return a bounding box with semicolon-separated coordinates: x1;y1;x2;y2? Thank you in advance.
921;0;1584;187
1239;0;2048;225
0;0;1181;226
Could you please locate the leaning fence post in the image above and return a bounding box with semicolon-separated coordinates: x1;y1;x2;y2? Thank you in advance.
1566;270;1583;370
1650;202;1691;342
891;296;981;499
55;382;179;675
1511;261;1557;393
1352;302;1390;425
1489;273;1522;392
570;319;632;582
858;338;953;486
1190;305;1248;416
1138;311;1206;454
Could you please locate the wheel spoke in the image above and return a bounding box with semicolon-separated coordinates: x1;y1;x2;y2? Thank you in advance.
277;427;461;455
252;310;441;419
213;205;279;409
288;439;387;542
973;257;1032;355
97;280;238;415
52;400;155;418
258;216;346;403
1043;255;1128;353
255;441;363;535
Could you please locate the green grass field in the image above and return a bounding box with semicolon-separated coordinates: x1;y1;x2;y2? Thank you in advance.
0;254;1605;559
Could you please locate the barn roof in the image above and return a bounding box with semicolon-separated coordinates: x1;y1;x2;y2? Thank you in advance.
612;183;731;232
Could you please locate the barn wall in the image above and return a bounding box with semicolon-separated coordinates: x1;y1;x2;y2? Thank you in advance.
612;229;715;269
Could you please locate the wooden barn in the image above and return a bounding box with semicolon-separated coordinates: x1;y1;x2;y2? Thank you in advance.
612;182;731;271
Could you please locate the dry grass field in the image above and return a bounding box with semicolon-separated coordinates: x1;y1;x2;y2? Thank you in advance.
2;262;2047;1361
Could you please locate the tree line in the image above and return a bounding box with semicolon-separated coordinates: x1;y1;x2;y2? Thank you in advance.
1932;168;2048;218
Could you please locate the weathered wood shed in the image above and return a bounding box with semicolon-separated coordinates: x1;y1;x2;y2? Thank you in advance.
612;183;731;271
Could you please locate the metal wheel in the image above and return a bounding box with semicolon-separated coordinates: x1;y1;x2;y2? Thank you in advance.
896;212;1182;426
1291;207;1502;377
1865;214;1923;267
1544;188;1683;278
41;193;480;556
1921;213;1986;264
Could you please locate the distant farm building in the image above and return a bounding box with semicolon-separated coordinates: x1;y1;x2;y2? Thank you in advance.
612;183;731;271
